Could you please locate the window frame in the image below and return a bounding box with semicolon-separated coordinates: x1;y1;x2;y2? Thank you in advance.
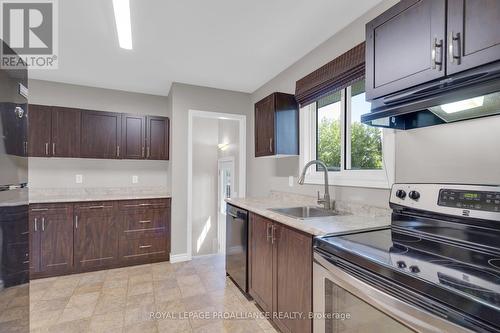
300;85;395;189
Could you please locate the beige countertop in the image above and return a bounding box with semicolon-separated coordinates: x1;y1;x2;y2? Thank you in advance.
226;193;391;236
29;187;171;204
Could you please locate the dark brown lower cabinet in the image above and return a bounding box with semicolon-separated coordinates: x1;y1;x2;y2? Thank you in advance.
249;213;313;333
30;198;171;279
74;202;119;271
30;204;73;276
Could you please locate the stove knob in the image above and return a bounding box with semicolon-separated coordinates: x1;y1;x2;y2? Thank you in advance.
409;265;420;274
397;261;407;269
409;191;420;200
395;190;406;199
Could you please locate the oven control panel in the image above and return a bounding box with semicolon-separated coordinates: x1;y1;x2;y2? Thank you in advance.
390;183;500;221
438;189;500;212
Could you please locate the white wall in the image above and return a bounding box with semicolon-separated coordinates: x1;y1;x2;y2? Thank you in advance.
247;0;399;208
28;80;170;189
169;83;251;256
192;118;219;256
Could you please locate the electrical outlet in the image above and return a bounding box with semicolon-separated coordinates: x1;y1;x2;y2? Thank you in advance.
75;174;83;184
289;176;294;187
132;175;139;184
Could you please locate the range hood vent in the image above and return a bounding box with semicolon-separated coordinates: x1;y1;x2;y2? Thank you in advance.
362;62;500;130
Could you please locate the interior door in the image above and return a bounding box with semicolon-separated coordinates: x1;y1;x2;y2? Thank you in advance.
365;0;446;100
51;106;81;158
81;111;122;159
146;116;169;160
74;203;119;270
249;214;274;313
39;212;73;273
254;94;275;157
122;114;146;159
447;0;500;74
28;104;52;157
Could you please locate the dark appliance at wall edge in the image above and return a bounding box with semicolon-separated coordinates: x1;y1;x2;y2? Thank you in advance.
225;203;249;293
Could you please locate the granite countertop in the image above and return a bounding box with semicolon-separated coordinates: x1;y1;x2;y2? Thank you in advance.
29;187;171;204
226;192;391;236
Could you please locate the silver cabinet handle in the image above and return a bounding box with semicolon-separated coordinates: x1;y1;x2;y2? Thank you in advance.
31;208;48;212
142;146;145;158
266;223;272;242
34;218;38;232
117;145;120;157
45;143;49;156
449;31;461;64
271;225;276;244
41;217;45;231
269;138;273;153
75;215;78;229
139;245;152;249
52;143;55;156
83;205;113;209
431;37;443;70
139;220;151;224
147;146;150;159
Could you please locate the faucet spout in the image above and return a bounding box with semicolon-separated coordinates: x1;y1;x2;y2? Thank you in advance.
297;160;331;210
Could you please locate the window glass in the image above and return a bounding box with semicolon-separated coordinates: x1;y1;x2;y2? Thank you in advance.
317;91;342;171
349;80;383;170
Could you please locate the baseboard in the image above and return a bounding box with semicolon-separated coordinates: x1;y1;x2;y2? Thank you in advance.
169;253;192;263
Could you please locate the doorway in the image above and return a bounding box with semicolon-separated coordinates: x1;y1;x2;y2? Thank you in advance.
217;157;235;254
187;110;246;259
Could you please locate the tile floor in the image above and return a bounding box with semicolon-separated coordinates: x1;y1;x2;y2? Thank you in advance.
29;255;278;332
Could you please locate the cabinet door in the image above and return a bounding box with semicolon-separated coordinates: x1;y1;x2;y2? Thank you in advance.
146;116;169;160
447;0;500;74
81;111;122;159
74;203;119;270
249;213;274;313
39;211;73;274
274;224;312;333
29;213;40;273
365;0;446;100
51;107;81;158
28;104;52;157
122;114;146;159
254;94;275;157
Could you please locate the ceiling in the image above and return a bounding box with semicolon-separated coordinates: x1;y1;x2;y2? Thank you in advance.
29;0;383;96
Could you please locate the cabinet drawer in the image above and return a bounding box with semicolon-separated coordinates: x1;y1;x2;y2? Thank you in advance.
119;236;168;263
118;198;170;210
123;210;167;237
30;203;73;215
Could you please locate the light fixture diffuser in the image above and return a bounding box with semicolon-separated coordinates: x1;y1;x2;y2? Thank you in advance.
112;0;133;50
440;96;485;114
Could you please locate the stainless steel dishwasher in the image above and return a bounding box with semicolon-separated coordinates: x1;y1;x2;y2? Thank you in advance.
225;204;248;293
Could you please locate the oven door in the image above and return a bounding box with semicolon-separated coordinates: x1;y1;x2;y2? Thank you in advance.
313;251;471;333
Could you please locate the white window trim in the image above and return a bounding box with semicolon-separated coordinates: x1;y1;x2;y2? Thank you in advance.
299;93;395;190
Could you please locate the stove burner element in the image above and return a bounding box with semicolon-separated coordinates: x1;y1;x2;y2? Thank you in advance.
391;233;422;243
389;243;408;255
489;259;500;270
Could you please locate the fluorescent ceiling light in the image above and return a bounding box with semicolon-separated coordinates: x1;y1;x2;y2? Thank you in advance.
218;143;229;151
440;96;484;114
112;0;133;50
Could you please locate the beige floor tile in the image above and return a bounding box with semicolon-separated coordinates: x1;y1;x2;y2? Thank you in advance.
101;286;128;298
74;282;104;295
39;286;75;300
191;321;224;333
88;310;125;332
124;304;155;326
94;294;126;315
153;278;177;290
66;292;100;308
38;318;91;333
31;297;70;313
179;283;206;299
127;292;154;307
30;309;63;329
157;317;191;333
154;299;185;313
124;320;158;333
181;294;213;312
129;273;153;286
103;278;128;289
128;281;153;296
154;287;182;303
58;303;96;323
0;305;28;323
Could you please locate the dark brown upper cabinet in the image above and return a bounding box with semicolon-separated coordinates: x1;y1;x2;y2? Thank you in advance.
146;116;169;160
28;104;52;157
81;111;122;159
121;114;146;159
365;0;446;100
28;105;81;158
447;0;500;75
254;92;299;158
51;107;81;158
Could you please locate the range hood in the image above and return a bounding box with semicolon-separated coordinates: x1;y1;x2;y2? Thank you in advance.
361;62;500;130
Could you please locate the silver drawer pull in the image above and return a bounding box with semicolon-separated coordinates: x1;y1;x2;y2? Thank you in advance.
31;208;48;212
139;220;151;224
84;205;113;209
139;245;152;249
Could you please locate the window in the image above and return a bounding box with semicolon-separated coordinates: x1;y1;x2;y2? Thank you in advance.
300;79;394;189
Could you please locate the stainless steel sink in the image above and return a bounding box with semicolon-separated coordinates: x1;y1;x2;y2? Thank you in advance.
269;206;340;220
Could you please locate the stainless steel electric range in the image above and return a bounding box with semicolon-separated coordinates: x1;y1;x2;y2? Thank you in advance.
313;184;500;333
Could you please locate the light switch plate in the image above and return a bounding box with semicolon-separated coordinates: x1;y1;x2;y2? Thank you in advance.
289;176;294;187
75;175;83;184
132;175;139;184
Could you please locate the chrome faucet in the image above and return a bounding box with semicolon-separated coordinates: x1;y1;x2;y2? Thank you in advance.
297;160;332;210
